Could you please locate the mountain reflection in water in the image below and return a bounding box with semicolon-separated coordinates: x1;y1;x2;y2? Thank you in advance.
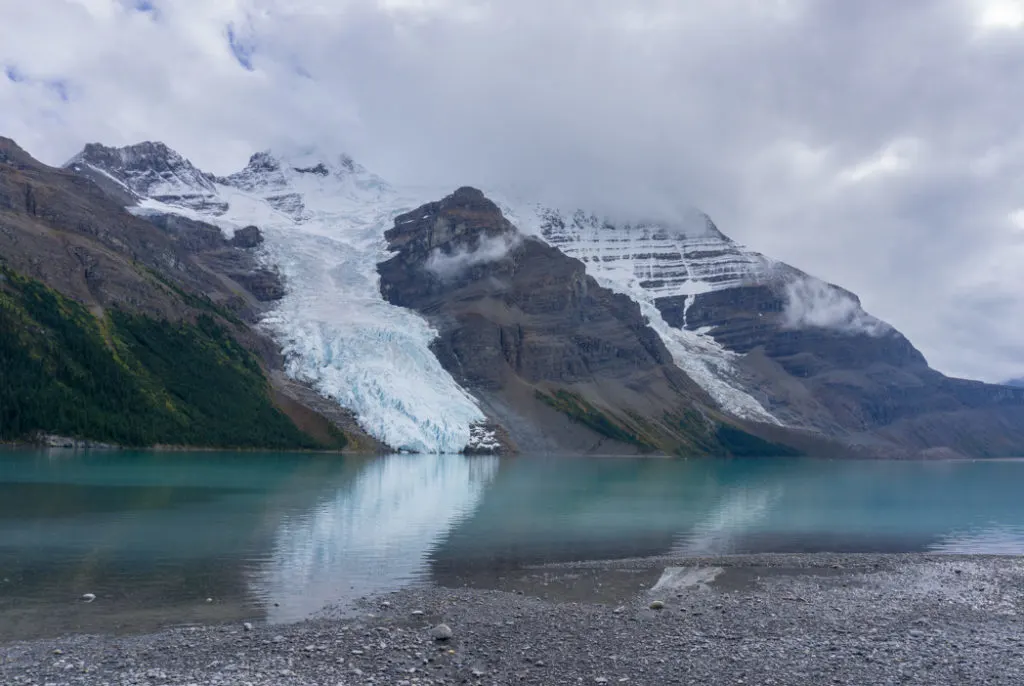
2;451;1024;638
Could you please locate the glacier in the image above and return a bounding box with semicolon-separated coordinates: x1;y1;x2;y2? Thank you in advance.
80;146;486;453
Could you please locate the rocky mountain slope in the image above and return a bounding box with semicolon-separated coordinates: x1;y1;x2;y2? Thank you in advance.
377;187;801;455
40;136;1024;457
508;207;1024;457
0;136;362;450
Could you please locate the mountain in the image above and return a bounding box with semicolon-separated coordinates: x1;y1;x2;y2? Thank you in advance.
377;187;804;455
0;136;368;450
1005;378;1024;388
36;136;1024;457
507;206;1024;456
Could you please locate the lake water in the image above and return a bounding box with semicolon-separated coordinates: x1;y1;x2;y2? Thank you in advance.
2;449;1024;639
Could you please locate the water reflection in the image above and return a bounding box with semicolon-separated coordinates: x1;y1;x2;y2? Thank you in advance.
674;482;784;555
249;454;498;622
428;456;1024;581
3;450;1024;639
0;450;496;638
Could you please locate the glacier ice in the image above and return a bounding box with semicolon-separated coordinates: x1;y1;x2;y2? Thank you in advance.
102;149;487;453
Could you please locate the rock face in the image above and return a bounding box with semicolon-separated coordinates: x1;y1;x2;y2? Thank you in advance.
378;188;804;455
66;142;227;213
0;137;228;321
139;212;283;307
533;208;1024;456
230;225;264;249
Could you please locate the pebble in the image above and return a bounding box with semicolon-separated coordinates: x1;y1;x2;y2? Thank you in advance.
81;593;96;603
243;623;253;632
649;601;665;610
3;555;1022;686
430;623;454;641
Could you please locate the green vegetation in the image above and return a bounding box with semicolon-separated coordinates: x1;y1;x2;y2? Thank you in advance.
143;266;245;326
0;268;339;449
713;425;802;458
670;410;803;458
536;389;655;449
536;388;802;457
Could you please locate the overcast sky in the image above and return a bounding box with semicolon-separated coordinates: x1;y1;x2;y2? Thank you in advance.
1;0;1023;382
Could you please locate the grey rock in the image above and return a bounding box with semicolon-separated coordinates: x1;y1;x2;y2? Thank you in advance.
227;269;285;302
229;225;264;249
430;624;454;641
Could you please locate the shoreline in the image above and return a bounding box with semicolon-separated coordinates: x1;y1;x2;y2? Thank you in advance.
3;553;1023;685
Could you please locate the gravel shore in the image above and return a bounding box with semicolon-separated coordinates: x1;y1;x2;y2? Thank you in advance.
2;554;1023;685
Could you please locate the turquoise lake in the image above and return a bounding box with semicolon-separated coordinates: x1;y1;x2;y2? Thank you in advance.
1;449;1023;638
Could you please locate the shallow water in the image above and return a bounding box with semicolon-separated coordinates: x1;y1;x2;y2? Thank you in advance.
1;449;1023;639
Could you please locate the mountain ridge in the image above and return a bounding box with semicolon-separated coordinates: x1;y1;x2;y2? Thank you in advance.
5;134;1021;456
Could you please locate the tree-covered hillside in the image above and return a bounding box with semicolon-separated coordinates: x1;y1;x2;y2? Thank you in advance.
0;268;344;449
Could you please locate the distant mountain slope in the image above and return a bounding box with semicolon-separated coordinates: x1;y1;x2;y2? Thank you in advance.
0;136;353;450
1005;378;1024;388
512;207;1024;457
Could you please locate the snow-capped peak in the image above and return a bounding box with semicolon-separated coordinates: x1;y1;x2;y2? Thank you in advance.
66;141;225;213
220;148;386;193
523;205;775;301
67;141;216;192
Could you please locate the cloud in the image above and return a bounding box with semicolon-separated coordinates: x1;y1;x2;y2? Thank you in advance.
1;0;1023;381
782;278;892;337
425;233;520;278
